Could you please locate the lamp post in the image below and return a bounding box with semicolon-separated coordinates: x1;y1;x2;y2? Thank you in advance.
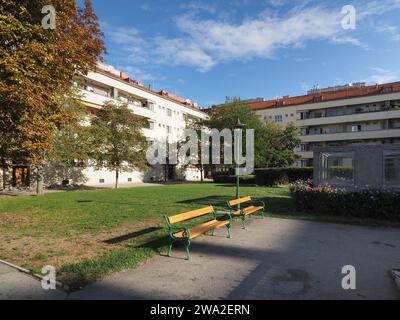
234;118;244;200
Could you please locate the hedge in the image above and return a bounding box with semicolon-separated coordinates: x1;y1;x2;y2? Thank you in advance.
213;174;255;184
289;181;400;221
255;167;313;186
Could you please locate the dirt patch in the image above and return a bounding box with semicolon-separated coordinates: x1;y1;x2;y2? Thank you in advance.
0;210;40;228
0;219;162;270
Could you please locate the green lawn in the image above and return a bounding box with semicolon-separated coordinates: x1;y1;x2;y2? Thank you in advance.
0;183;397;291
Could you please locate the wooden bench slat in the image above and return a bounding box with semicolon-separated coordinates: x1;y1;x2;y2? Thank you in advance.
168;206;214;224
231;206;263;216
173;220;229;239
229;196;252;206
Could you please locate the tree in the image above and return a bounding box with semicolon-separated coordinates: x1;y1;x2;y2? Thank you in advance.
0;0;106;195
90;102;148;189
45;94;92;185
186;120;212;183
202;98;300;170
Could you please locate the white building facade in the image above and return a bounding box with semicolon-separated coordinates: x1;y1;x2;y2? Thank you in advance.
75;64;208;186
248;82;400;167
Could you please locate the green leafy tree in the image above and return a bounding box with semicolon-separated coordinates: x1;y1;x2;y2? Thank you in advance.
45;95;92;185
90;102;148;189
0;0;106;194
202;98;300;170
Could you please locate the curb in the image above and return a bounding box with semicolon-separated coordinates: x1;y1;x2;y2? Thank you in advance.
0;259;69;292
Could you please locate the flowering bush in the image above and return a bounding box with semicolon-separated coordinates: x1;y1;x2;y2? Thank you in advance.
289;180;400;221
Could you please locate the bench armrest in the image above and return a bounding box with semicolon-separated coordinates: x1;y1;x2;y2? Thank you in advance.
213;210;232;220
163;215;191;239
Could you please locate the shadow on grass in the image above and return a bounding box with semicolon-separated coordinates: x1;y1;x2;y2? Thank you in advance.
103;227;162;244
176;194;295;216
177;195;232;207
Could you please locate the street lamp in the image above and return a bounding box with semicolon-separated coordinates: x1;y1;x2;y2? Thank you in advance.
234;118;244;201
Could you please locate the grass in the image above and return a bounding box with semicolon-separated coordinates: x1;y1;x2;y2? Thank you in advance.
0;183;398;291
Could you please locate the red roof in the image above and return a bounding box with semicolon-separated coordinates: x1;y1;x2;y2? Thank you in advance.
247;82;400;110
92;66;205;114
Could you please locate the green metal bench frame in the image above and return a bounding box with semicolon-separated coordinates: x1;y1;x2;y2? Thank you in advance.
163;206;232;261
227;196;266;229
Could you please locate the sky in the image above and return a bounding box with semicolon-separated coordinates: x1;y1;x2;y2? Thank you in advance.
86;0;400;107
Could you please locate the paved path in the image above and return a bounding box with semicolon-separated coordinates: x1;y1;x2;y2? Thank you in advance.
1;218;400;300
0;263;66;300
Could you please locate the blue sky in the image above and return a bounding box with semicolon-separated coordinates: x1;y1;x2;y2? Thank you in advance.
87;0;400;107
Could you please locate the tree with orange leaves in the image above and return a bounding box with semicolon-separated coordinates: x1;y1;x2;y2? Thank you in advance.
0;0;106;194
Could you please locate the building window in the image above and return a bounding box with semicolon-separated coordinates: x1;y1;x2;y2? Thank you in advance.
384;150;400;185
167;126;171;134
275;115;283;123
167;108;172;117
327;110;339;117
149;121;155;130
320;152;354;186
351;125;362;132
300;144;309;152
148;102;155;111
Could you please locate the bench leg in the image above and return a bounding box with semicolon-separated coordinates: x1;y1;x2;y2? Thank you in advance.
227;223;231;238
241;216;246;229
167;239;173;257
185;240;191;261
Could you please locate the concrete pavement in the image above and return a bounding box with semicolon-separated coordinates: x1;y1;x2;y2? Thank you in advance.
0;263;66;300
70;218;400;300
1;217;400;300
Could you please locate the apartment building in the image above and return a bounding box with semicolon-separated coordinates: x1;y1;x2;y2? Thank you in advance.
247;82;400;167
73;63;208;186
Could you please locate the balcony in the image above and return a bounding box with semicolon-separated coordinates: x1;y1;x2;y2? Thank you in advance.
297;109;400;127
80;90;154;119
301;128;400;143
296;151;314;159
81;90;112;108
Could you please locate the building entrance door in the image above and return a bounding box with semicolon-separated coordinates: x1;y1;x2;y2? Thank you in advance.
13;167;30;188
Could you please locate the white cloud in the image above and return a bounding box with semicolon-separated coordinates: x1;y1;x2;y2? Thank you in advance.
167;6;346;71
356;0;400;20
104;0;400;72
154;37;216;72
365;67;399;84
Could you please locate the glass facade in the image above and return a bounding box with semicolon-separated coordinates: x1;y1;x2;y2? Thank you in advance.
320;152;354;186
384;150;400;185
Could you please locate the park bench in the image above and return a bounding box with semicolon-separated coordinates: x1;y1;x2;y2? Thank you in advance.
163;206;231;261
227;196;265;229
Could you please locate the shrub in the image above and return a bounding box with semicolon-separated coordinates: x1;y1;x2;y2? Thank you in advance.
213;174;255;184
289;180;400;221
255;167;313;186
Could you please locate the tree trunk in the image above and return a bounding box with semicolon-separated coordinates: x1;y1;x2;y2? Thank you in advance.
1;161;6;190
36;165;44;196
1;166;5;191
115;168;119;189
200;165;204;183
